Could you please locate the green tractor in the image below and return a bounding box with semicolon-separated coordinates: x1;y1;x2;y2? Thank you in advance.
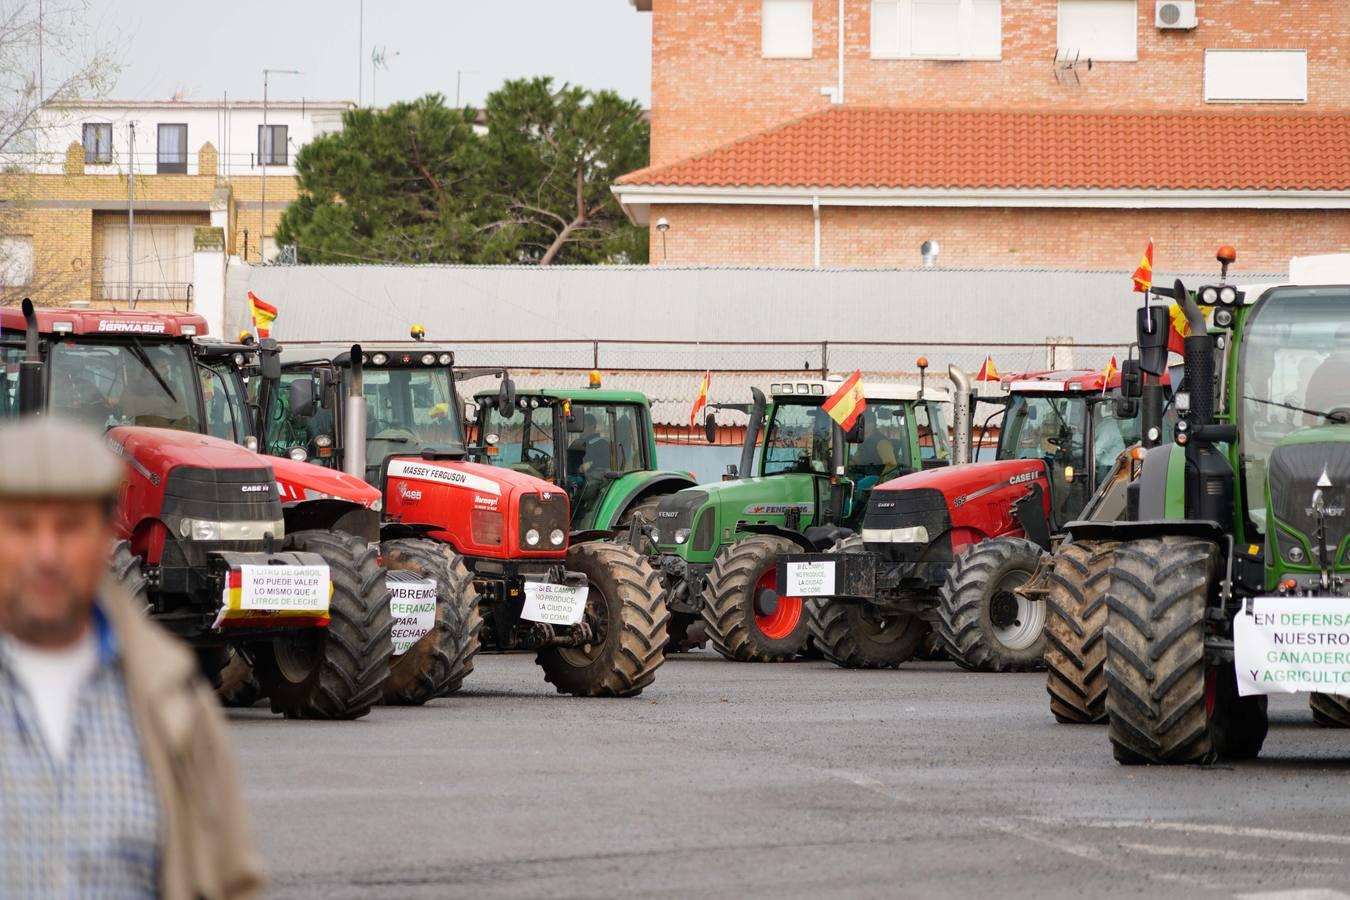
1061;248;1350;763
468;377;698;539
651;371;953;662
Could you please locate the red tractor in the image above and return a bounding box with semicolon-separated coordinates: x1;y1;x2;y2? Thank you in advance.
1;301;393;719
782;366;1146;672
261;336;667;698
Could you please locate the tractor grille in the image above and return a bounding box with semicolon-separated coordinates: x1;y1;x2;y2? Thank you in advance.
1268;441;1350;558
518;492;568;550
162;466;281;523
862;487;952;565
653;490;708;546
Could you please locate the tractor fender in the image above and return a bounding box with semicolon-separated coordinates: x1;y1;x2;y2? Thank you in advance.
735;522;816;552
1063;518;1228;545
594;471;699;531
1136;443;1187;521
379;521;442;544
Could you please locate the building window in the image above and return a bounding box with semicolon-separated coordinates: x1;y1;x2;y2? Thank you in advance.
258;124;288;166
1057;1;1137;61
157;123;188;174
763;0;813;59
872;0;1001;60
0;236;33;289
1205;50;1308;103
82;123;112;164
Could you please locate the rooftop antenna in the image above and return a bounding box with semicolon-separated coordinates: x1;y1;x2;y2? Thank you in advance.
1053;48;1094;86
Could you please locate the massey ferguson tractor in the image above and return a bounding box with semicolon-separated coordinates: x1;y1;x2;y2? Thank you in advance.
1062;251;1350;764
262;335;667;697
648;371;954;662
0;301;393;720
782;365;1145;672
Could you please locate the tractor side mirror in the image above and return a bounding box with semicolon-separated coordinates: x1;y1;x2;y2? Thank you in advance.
1114;396;1139;419
845;417;865;444
499;376;516;410
566;407;585;433
258;341;281;381
723;463;739;481
315;368;336;409
1120;358;1143;400
704;413;717;444
1137;306;1171;377
288;378;317;419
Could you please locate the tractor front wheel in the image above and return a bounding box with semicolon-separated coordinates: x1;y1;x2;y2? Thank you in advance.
1044;541;1115;724
936;537;1048;672
257;530;393;720
702;535;812;662
536;542;668;697
1310;693;1350;728
807;599;926;669
381;538;482;705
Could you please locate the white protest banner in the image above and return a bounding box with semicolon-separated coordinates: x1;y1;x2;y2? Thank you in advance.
387;572;438;656
1236;595;1350;698
784;560;835;597
230;565;330;613
521;581;590;626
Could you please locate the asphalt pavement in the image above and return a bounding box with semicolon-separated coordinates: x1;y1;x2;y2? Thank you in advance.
229;651;1350;900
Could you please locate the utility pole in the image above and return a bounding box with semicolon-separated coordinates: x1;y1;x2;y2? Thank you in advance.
37;0;43;98
261;68;301;263
357;0;364;106
127;122;135;308
456;70;478;108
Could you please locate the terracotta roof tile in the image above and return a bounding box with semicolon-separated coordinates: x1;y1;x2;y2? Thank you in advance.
619;107;1350;192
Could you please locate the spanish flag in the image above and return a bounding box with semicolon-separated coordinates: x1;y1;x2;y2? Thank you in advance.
248;291;278;339
689;370;711;428
1131;239;1154;294
1102;355;1118;387
976;354;1000;383
823;370;866;431
1168;302;1190;355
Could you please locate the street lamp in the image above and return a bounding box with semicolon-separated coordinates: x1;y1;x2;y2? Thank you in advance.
261;67;301;263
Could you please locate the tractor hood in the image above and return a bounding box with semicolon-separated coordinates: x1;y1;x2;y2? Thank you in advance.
270;455;382;509
106;426;274;484
653;474;818;559
1265;425;1350;581
382;456;570;560
867;458;1051;549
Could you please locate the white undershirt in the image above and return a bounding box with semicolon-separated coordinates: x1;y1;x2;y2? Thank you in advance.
1;628;100;763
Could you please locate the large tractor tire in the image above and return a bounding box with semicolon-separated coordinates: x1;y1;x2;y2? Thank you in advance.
1309;693;1350;728
702;535;812;662
806;535;926;669
936;537;1048;672
381;538;482;705
257;530;393;720
1044;541;1115;724
110;540;149;606
537;542;668;697
1104;537;1267;765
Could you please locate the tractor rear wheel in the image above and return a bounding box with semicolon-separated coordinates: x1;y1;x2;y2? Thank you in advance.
1044;541;1115;724
702;535;812;662
936;538;1048;672
1104;537;1266;764
537;542;668;697
381;538;482;705
257;530;393;720
1309;693;1350;728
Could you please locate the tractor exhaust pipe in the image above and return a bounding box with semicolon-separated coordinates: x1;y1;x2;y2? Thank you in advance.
738;388;766;480
343;343;367;480
948;364;973;465
18;298;43;415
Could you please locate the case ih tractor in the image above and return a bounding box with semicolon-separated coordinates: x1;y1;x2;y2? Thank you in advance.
468;377;697;539
783;366;1144;672
650;373;953;662
0;301;393;720
1064;251;1350;764
263;337;667;697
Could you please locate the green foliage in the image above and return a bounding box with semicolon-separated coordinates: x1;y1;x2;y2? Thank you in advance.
276;80;648;266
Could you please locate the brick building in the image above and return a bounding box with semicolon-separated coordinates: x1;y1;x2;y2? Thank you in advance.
0;98;350;309
615;0;1350;270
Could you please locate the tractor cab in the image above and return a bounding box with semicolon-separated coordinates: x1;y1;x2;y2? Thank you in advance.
471;375;696;533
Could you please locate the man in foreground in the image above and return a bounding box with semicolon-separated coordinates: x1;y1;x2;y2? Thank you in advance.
0;416;265;899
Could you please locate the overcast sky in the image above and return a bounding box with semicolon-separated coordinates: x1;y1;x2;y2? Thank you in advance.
81;1;652;107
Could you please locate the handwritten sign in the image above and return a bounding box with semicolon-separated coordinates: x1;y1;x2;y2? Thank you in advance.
521;581;590;626
387;572;437;656
784;560;835;597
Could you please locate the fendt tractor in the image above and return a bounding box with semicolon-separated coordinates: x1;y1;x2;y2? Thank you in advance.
782;364;1146;672
1061;250;1350;764
0;301;393;720
469;375;697;539
650;369;954;662
262;334;667;697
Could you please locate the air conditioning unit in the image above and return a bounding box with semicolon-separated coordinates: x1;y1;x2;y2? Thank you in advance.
1155;0;1198;30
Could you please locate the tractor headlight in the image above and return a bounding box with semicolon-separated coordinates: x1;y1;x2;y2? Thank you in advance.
1287;544;1306;564
549;528;566;546
421;353;436;366
178;518;284;541
674;528;690;544
1214;308;1234;329
288;446;308;462
438;353;453;365
1199;286;1219;305
1218;285;1239;306
371;353;388;366
525;528;541;547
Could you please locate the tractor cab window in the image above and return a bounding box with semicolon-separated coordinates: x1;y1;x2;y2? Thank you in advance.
48;340;201;433
918;401;952;463
846;401;915;485
358;367;461;465
481;400;557;482
266;370;335;464
1090;399;1142;486
565;403;646;511
199;363;246;444
762;402;833;477
999;394;1089;521
0;345;19;419
1239;286;1350;535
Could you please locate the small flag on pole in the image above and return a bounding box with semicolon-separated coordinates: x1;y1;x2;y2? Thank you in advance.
689;370;711;428
1168;302;1190;355
1102;355;1119;390
248;291;278;339
976;354;1000;383
1131;239;1154;294
822;370;866;431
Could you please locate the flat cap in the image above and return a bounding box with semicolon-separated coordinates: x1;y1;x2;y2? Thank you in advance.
0;416;125;501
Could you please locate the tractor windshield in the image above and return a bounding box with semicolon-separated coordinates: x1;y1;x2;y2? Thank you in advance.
1239;286;1350;534
47;339;202;433
998;394;1089;521
480;401;559;482
762;402;834;476
357;366;463;464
